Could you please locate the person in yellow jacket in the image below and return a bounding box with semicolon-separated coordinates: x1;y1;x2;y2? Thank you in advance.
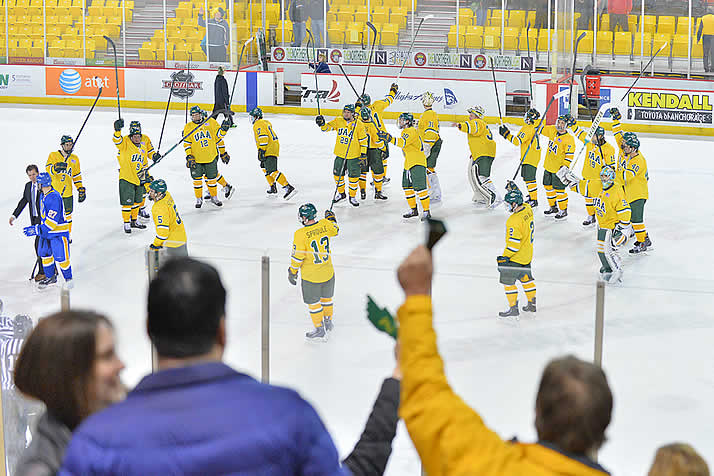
45;135;85;235
183;106;231;209
249;107;297;200
396;245;613;476
378;112;431;221
568;125;616;226
456;105;500;207
356;84;397;193
499;108;542;207
560;165;631;284
418;92;442;202
148;178;188;258
289;203;339;341
316;104;368;207
497;188;536;319
611;107;651;254
539;114;575;220
113;119;158;234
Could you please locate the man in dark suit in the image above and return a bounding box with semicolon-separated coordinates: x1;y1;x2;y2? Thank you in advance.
9;165;44;281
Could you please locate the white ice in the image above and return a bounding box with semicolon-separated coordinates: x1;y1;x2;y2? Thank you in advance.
1;104;713;474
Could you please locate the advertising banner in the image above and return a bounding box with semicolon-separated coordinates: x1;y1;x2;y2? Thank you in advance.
0;66;44;96
275;47;532;72
300;73;506;117
45;66;125;97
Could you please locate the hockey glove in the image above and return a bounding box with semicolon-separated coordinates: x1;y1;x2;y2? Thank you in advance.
114;118;124;131
325;210;336;222
564;113;577;127
220;119;231;132
556;165;581;188
366;295;397;339
186;155;196;169
390;83;398;94
315;115;326;127
220;152;230;164
505;180;519;192
77;187;86;203
498;124;510;139
355;100;362;108
23;225;40;237
53;162;68;174
610;107;622;120
149;243;162;250
138;168;149;184
257;149;266;162
496;255;511;267
288;267;298;285
377;131;392;144
151;152;161;163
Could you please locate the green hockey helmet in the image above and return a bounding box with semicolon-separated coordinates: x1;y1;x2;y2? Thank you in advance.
359;93;371;106
149;178;167;194
249;107;263;123
298;203;317;223
504;188;524;207
524;108;540;124
60;135;73;145
343;104;356;114
360;106;372;122
190;105;204;122
622;131;640;150
398;112;414;128
129;120;141;136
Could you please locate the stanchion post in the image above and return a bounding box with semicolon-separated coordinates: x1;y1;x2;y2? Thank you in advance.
60;288;70;311
261;256;270;383
146;247;162;372
594;280;605;367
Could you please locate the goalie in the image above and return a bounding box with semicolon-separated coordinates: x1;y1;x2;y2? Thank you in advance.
558;165;632;284
455;106;500;208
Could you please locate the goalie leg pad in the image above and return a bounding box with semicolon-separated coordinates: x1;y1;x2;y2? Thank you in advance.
600;229;623;283
468;160;494;203
427;172;442;202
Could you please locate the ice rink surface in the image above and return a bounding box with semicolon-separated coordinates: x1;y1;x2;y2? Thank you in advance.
1;104;713;474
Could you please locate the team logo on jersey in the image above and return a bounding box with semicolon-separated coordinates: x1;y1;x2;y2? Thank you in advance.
272;47;286;61
474;55;487;69
414;52;427;66
330;49;343;64
162;71;203;99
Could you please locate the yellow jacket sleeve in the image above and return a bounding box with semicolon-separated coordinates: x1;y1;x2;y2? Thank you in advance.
70;155;83;189
570;125;588;143
321;117;341;132
289;232;305;273
399;295;515;476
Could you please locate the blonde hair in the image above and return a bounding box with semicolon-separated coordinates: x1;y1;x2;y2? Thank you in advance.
648;443;709;476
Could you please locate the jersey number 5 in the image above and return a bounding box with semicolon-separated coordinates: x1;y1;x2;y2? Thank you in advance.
309;236;330;264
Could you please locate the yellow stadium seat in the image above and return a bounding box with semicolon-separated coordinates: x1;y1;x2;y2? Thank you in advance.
29;15;42;24
328;26;345;45
106;16;121;25
371;6;389;24
464;28;482;49
54;6;69;17
88;5;102;16
518;27;537;51
503;27;519;50
599;14;610;31
596;30;613;54
483;33;500;50
68;6;82;19
336;9;353;23
354;6;368;22
671;35;689;58
633;32;652;57
676;17;693;35
345;22;365;44
509;10;525;29
50;38;66;48
28;6;41;16
18;38;32;48
29;45;43;57
64;48;80;58
57;0;71;6
448;24;466;48
48;46;63;56
657;16;674;35
652;33;670;52
10;47;30;57
458;7;472;26
626;15;637;32
65;38;80;49
29;0;43;6
613;31;631;55
639;15;656;34
174;49;190;60
390;7;407;28
380;23;398;46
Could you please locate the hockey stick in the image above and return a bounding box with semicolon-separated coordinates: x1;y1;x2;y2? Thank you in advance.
489;57;503;124
328;121;359;212
509;88;568;183
185;52;191;123
573;65;607;169
525;22;540;150
68;85;103;156
103;36;121;120
568;100;612;171
567;32;587;115
158;70;184;151
306;29;321;115
359;22;378;98
228;36;255;109
619;42;668;103
396;15;433;81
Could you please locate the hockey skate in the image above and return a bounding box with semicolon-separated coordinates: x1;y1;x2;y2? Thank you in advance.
498;304;520;321
360;189;366;200
629;238;651;254
203;191;211;200
349;196;360;207
138;208;151;223
305;325;327;342
582;214;596;226
544;205;558;215
333;192;346;203
224;184;236;200
421;210;432;221
403;208;418;219
130;219;146;230
283;184;297;201
324;317;334;332
123;222;131;234
383;177;391;186
267;184;278;195
374;190;388;200
195;197;203;209
210;196;223;207
526;199;538;208
38;274;58;289
554;209;568;221
522;298;536;313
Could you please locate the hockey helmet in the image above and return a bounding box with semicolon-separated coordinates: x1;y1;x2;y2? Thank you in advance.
594;126;606;145
37;172;52;187
129;121;142;136
504;188;524;208
524;108;540;124
600;165;616;189
298;203;317;223
249;107;263;123
150;179;168;194
190;105;204;122
422;91;435;108
622;131;640;150
60;135;73;145
359;93;371;106
343;104;356;114
359;106;372;122
13;314;32;339
398;112;414;128
467;105;485;119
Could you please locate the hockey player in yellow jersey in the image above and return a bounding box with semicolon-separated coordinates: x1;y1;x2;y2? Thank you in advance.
456;105;500;207
289;203;339;341
497;188;536;319
249;107;297;200
356;83;397;183
499;108;542;207
148;179;188;258
45;135;85;235
378;112;431;220
539;114;576;220
560;165;631;284
611;107;652;254
112;120;158;234
419;92;443;202
183;106;231;208
569;125;616;226
316;104;368;207
356;107;388;201
199;109;236;201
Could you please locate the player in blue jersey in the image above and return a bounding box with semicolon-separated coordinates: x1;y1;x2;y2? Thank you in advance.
23;172;73;289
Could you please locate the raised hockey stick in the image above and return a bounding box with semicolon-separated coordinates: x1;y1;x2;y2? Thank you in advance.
228;36;255;109
306;28;321;115
360;22;378;98
619;41;668;103
567;32;587;115
157;70;184;151
525;22;540;150
490;57;503;124
396;15;433;81
185;52;191;123
68;85;103;156
103;36;121;120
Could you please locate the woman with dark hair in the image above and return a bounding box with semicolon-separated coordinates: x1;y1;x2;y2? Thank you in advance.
13;310;125;476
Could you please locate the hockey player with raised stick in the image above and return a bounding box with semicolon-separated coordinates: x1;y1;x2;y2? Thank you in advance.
559;165;631;284
539;114;576;220
355;83;397;192
456;106;500;207
46;136;85;236
378;113;431;221
357;107;388;201
499;108;542;207
418;91;442;203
